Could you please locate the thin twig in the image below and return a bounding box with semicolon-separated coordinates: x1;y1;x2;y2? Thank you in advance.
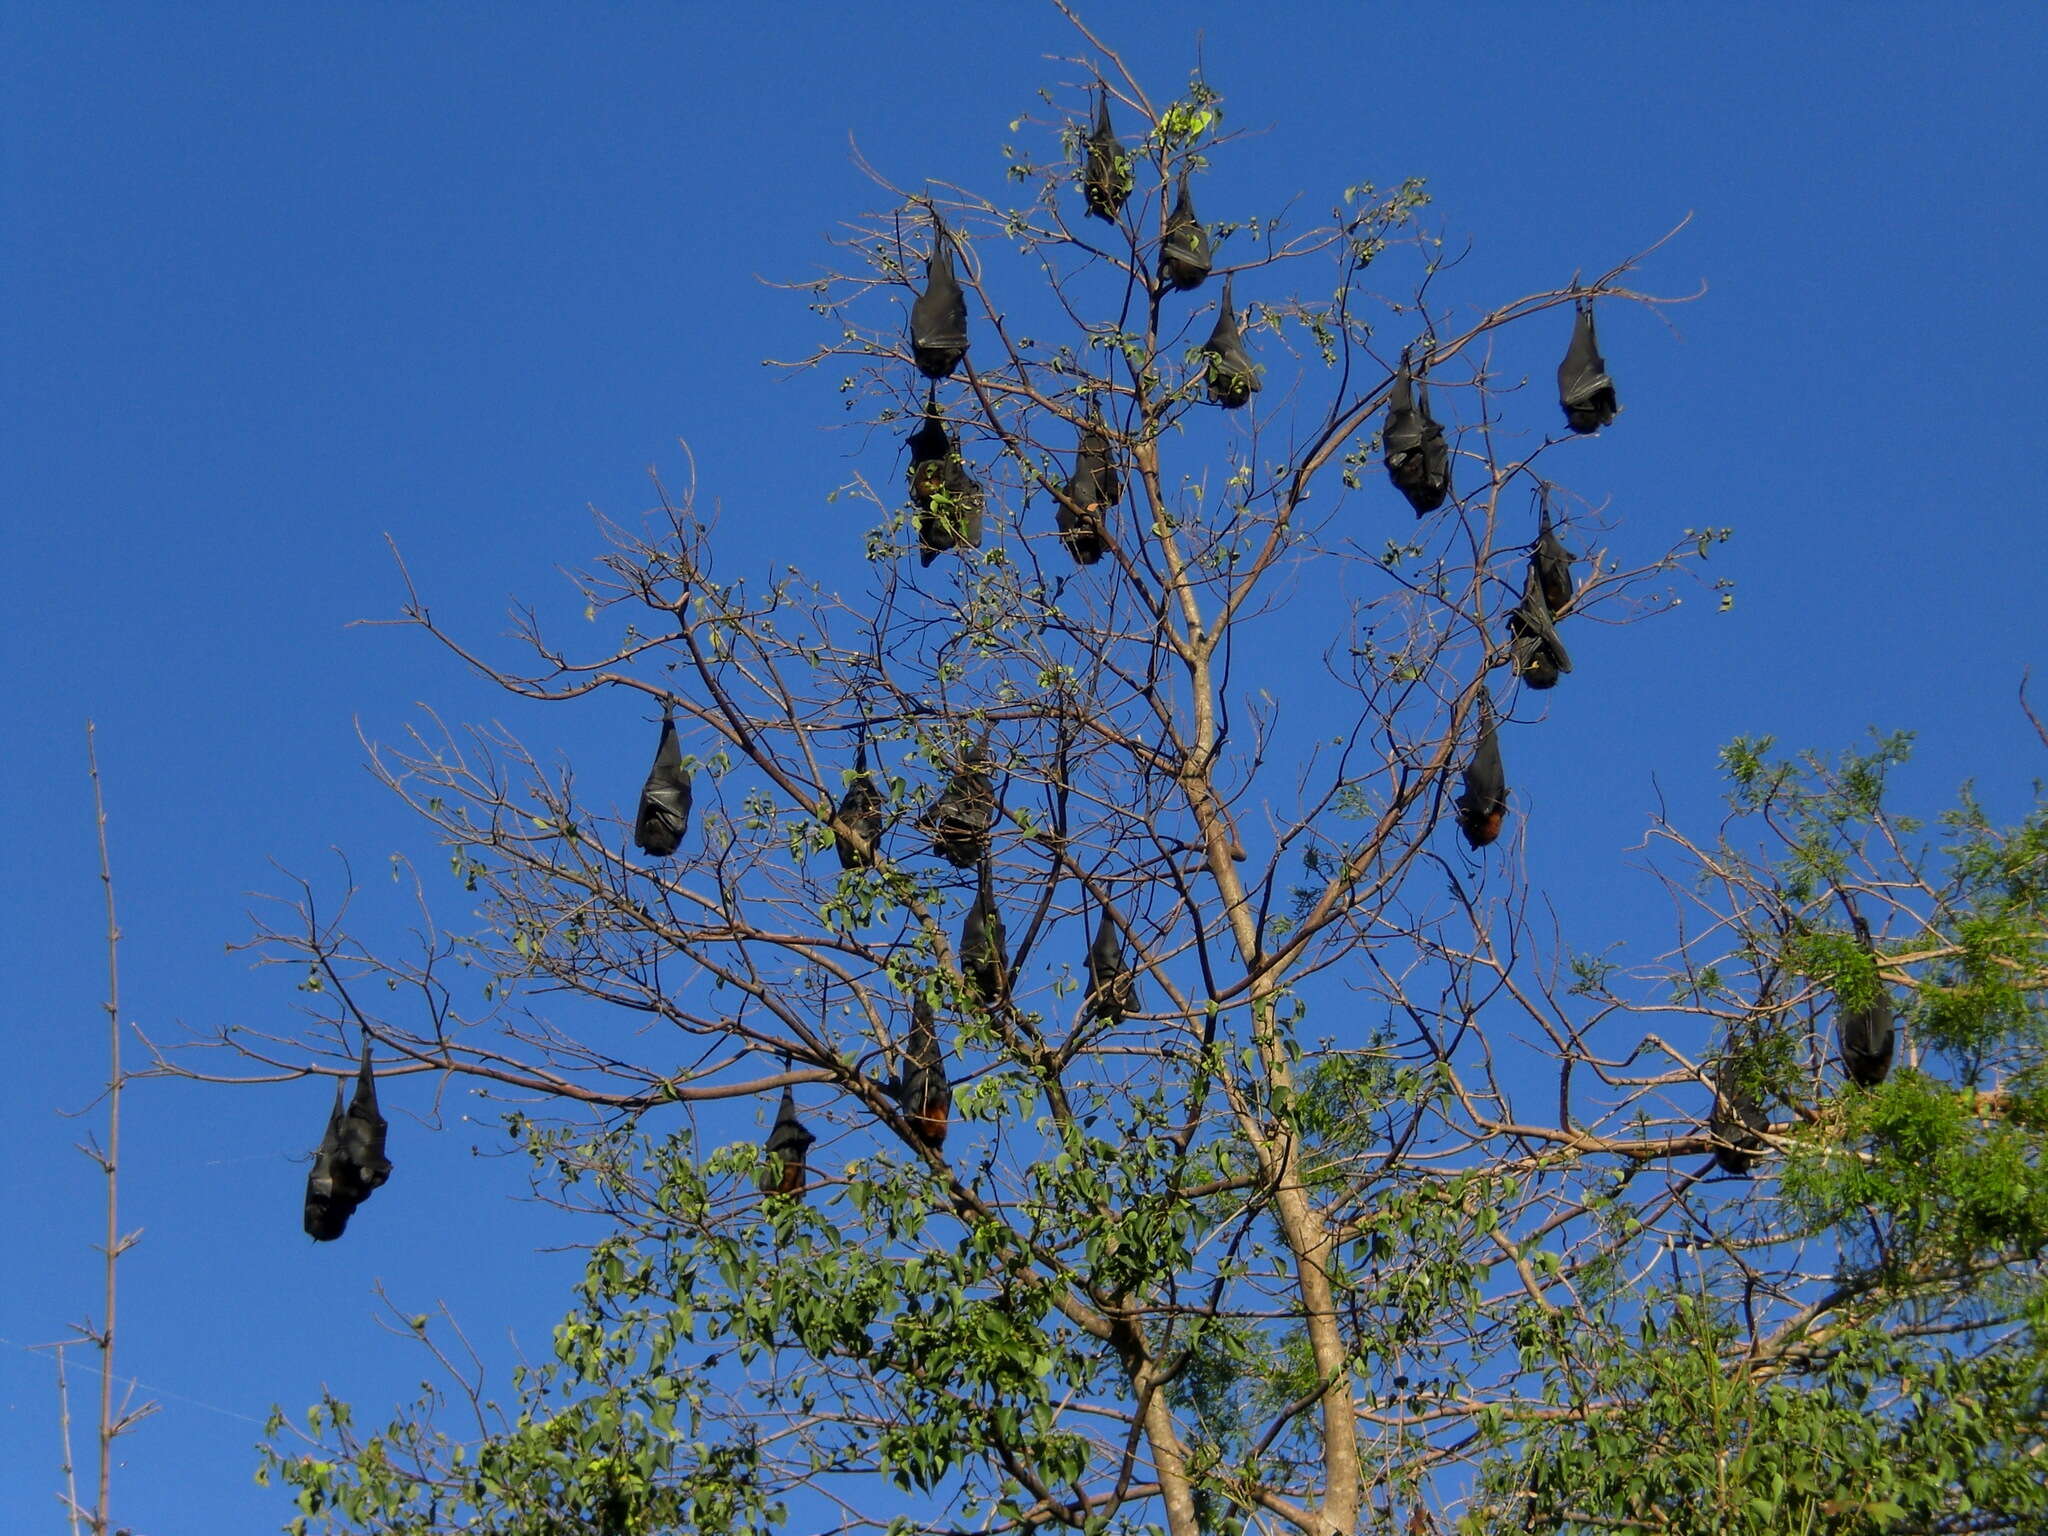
55;1342;82;1536
85;721;148;1536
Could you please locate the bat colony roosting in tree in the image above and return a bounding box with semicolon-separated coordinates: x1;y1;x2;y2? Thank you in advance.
1705;908;1900;1179
1703;909;1892;1187
299;78;1841;1243
243;65;2020;1536
1699;896;1900;1181
593;81;1783;1209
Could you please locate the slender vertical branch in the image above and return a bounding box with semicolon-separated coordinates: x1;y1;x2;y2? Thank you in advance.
86;720;124;1536
55;1343;83;1536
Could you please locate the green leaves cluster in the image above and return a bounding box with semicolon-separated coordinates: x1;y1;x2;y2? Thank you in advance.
1487;735;2048;1532
1485;1298;2048;1535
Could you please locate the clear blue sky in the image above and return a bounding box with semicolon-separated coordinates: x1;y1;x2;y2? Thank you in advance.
6;3;2045;1530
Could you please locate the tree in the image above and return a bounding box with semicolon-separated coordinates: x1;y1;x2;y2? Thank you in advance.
167;22;2044;1536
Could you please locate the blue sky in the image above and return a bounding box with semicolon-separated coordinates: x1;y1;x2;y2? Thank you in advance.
6;3;2045;1530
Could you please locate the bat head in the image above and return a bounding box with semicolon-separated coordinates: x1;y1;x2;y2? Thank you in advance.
1058;510;1105;564
303;1189;355;1242
1456;804;1506;849
1517;647;1561;690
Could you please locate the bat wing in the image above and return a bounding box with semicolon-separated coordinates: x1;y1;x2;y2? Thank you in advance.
341;1036;392;1192
1058;411;1119;565
960;869;1008;1000
1417;380;1450;510
921;760;994;868
1507;567;1572;688
1075;413;1121;506
944;462;984;549
1081;87;1132;221
1708;1065;1769;1176
1085;906;1139;1022
1198;276;1259;408
1532;503;1575;616
1837;917;1896;1087
906;397;953;510
1454;687;1508;849
634;719;693;856
1557;300;1618;433
909;230;969;380
894;998;951;1146
1092;417;1122;506
304;1084;358;1241
760;1087;816;1195
1159;173;1211;291
833;765;885;869
919;458;984;565
1386;362;1417;435
1385;359;1450;514
1838;992;1896;1087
